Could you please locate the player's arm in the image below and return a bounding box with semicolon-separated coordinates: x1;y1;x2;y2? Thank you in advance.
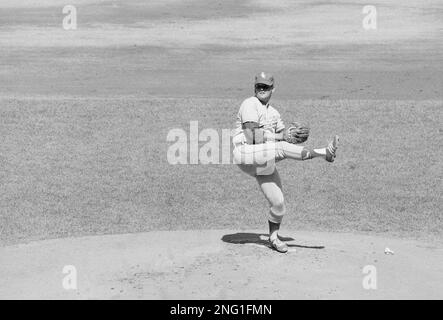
262;130;285;142
263;115;286;141
242;121;265;144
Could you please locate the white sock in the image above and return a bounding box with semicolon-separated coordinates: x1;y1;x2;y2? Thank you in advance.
313;148;326;156
270;231;278;242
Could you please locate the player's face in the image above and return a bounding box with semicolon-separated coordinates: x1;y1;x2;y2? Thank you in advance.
255;84;273;103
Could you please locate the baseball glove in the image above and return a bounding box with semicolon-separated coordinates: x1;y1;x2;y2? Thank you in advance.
284;122;310;144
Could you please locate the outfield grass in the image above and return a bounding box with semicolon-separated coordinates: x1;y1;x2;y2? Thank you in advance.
0;97;441;245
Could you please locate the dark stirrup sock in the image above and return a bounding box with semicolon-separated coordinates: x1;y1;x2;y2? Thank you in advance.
268;220;280;241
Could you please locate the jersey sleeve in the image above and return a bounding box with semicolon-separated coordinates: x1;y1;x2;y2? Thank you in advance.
275;111;285;132
240;99;259;124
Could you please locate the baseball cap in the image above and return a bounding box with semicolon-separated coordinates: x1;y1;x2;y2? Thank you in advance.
255;72;274;86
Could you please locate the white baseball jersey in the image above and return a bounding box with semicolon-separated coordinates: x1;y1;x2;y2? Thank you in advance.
232;96;285;147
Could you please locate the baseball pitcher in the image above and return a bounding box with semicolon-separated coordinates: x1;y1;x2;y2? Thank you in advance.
232;72;339;253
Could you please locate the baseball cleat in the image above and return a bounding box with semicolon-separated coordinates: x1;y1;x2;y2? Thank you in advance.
269;237;288;253
325;135;339;162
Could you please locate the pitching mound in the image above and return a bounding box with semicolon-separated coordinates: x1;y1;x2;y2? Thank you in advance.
1;230;442;299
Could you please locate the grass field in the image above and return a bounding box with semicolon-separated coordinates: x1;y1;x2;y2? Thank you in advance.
1;97;441;245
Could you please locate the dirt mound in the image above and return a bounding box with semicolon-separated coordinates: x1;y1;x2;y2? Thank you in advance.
1;230;442;299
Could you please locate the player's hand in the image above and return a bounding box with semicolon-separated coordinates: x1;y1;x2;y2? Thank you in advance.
263;130;276;142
